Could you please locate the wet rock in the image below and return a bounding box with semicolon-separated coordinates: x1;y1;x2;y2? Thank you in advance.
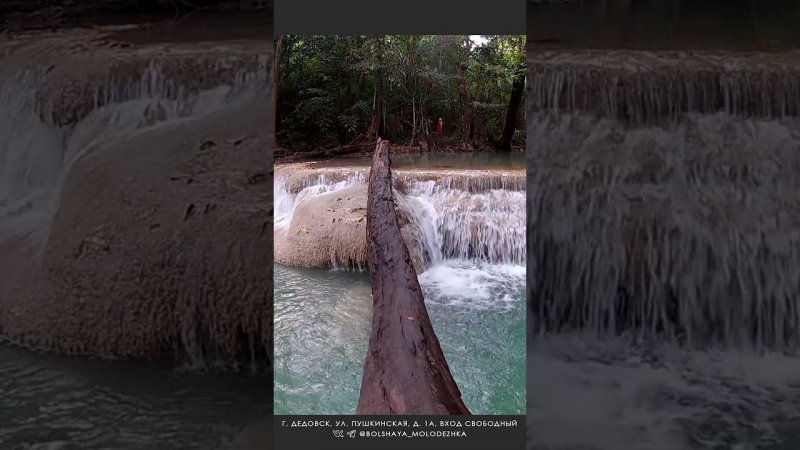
274;183;426;273
0;65;273;364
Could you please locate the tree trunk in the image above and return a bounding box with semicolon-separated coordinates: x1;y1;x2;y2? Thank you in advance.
411;98;417;145
357;139;471;415
354;70;366;106
282;143;371;161
368;66;385;140
497;63;526;151
273;35;283;151
408;36;420;146
457;61;474;149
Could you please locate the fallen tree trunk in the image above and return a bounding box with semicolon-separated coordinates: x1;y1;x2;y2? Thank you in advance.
279;143;371;162
357;138;471;415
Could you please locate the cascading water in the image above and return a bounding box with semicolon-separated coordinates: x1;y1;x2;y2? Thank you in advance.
273;171;366;230
397;179;526;266
529;50;800;124
0;67;62;245
273;158;527;414
0;36;267;257
274;165;525;270
0;28;272;449
527;50;800;449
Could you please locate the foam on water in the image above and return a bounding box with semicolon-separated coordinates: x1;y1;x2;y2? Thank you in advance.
274;260;526;414
419;263;526;311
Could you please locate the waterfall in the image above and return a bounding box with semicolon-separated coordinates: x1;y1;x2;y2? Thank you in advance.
0;35;267;253
397;180;526;266
0;32;271;364
273;171;367;230
529;50;800;124
273;165;526;269
0;67;62;245
528;50;800;348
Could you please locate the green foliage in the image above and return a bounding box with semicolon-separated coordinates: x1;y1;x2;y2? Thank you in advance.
513;128;526;145
276;35;526;150
291;91;336;133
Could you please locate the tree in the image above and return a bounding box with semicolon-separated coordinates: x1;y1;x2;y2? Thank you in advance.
497;61;526;151
276;35;526;153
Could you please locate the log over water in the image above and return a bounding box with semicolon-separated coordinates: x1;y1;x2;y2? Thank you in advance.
357;139;471;415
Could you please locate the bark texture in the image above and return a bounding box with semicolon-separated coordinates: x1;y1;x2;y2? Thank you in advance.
357;139;471;415
497;63;526;151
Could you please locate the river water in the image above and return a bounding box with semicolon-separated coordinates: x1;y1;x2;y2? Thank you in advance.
527;49;800;449
0;343;272;449
273;153;527;415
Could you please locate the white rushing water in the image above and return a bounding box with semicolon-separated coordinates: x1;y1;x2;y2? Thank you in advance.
274;168;526;274
273;171;366;230
397;176;526;310
529;50;800;124
398;179;526;266
527;50;800;449
528;111;800;347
